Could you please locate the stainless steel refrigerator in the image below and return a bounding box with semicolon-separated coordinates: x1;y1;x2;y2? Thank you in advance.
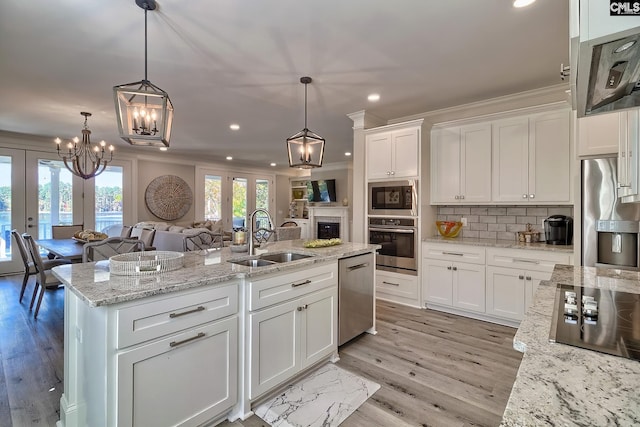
582;157;640;269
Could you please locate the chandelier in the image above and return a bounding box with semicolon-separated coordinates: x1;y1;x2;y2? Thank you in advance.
286;77;325;169
113;0;174;147
55;112;114;180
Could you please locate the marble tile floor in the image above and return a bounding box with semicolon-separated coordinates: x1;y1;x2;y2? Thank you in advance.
254;363;380;427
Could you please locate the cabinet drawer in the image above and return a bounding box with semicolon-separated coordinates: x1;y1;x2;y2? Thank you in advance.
249;263;338;311
423;242;486;265
376;271;418;299
117;282;239;349
486;248;571;273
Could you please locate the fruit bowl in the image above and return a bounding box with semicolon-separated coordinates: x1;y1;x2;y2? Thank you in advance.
436;221;463;238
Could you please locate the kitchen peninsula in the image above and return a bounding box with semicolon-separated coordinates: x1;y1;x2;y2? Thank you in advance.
501;264;640;426
52;240;378;427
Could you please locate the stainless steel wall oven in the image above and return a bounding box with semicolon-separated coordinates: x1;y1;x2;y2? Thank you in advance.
368;217;417;275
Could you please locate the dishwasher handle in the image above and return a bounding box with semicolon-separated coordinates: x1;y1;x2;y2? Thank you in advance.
347;262;370;271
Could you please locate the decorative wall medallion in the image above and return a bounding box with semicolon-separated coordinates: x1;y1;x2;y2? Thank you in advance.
144;175;193;221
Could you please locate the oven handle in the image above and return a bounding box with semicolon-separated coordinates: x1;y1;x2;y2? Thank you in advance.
368;227;415;234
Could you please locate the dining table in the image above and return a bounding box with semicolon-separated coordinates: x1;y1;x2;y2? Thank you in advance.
36;238;85;262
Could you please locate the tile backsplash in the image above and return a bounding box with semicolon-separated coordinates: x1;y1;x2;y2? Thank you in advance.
436;205;574;241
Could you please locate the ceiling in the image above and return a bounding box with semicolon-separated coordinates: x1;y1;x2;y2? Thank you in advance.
0;0;569;171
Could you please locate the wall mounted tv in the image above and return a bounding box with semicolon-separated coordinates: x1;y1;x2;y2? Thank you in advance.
307;179;337;203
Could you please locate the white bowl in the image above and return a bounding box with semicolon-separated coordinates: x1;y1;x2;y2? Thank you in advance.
230;244;248;253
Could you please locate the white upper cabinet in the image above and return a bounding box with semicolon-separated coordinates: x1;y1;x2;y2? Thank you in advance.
431;123;492;204
492;109;571;203
366;121;421;180
577;111;624;156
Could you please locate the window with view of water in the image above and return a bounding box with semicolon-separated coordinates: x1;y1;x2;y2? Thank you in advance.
94;166;123;233
38;160;75;239
0;156;11;258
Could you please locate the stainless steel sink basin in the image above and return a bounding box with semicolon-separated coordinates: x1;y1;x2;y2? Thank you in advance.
258;252;314;263
228;258;275;267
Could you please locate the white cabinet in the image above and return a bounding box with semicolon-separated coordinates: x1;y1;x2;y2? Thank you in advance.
577;111;624;156
422;243;486;313
485;248;572;323
366;121;421;180
431;123;492;204
492;109;571;203
375;269;420;308
63;282;239;427
247;264;337;400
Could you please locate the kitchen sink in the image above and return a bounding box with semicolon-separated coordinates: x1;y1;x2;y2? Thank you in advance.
228;258;276;267
258;252;314;263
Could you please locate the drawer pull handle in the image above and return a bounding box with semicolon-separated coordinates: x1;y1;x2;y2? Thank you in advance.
169;306;205;318
169;332;206;348
443;251;464;256
382;281;400;286
292;279;312;288
513;258;540;264
348;262;370;271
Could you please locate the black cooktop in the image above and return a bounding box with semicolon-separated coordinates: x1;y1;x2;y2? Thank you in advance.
549;283;640;361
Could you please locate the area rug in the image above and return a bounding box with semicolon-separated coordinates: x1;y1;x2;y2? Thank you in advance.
254;363;380;427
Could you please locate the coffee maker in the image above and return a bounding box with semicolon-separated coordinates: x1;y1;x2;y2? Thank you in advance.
544;215;573;245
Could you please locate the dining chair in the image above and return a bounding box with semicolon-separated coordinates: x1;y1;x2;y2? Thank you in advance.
82;237;146;262
279;221;298;227
22;233;72;318
130;227;156;249
183;231;223;251
275;226;302;241
51;224;84;239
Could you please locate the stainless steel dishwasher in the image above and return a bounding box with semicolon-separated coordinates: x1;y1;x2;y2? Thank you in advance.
338;252;374;346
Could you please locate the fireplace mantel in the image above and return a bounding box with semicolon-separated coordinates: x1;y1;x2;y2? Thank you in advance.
308;206;349;241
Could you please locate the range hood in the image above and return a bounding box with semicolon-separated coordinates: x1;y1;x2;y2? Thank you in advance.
573;0;640;117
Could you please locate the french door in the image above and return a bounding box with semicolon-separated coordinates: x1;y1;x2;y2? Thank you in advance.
0;148;26;274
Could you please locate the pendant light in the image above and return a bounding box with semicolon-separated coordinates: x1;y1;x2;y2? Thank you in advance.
286;77;325;169
113;0;174;147
55;112;114;180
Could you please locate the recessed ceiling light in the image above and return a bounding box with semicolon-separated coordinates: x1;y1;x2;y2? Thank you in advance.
159;147;168;151
513;0;535;7
226;156;233;160
270;162;276;167
367;94;380;102
345;152;352;156
229;124;240;130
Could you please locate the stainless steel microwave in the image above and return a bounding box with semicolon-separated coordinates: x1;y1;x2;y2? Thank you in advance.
368;180;417;216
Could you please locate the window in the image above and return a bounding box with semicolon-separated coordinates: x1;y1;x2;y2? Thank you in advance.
37;160;76;239
204;175;222;221
94;165;123;232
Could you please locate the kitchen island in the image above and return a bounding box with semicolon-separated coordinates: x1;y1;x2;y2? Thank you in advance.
501;264;640;426
53;240;378;427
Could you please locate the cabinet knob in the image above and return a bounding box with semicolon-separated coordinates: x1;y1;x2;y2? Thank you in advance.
455;195;459;200
386;171;391;175
447;266;452;270
526;276;532;281
297;306;303;311
452;266;457;271
390;171;395;175
519;275;524;280
522;194;528;199
460;195;465;200
529;194;535;199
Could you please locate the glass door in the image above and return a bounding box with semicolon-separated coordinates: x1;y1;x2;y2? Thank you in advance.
0;148;25;275
25;152;84;239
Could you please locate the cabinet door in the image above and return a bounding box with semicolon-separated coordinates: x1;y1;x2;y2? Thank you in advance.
452;263;485;313
577;112;622;156
249;299;299;399
460;123;492;203
431;127;461;203
366;132;393;180
529;110;571;202
392;128;419;178
300;287;337;369
492;117;529;202
117;317;238;427
422;258;453;306
485;266;525;320
524;270;550;313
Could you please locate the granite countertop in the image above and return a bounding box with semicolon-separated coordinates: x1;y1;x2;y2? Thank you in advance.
423;235;574;253
52;240;378;308
501;264;640;426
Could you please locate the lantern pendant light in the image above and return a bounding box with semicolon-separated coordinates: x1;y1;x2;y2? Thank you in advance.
286;76;325;169
113;0;174;148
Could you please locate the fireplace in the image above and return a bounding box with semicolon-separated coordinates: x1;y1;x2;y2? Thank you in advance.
317;222;340;239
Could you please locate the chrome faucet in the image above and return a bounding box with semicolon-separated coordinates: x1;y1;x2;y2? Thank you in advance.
248;208;275;255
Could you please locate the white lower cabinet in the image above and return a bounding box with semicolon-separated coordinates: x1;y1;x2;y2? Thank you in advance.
375;270;420;307
422;258;485;313
485;266;548;321
247;264;338;400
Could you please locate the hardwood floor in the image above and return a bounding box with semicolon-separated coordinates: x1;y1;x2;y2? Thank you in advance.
0;275;522;427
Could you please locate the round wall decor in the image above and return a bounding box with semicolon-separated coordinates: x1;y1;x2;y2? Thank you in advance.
144;175;193;221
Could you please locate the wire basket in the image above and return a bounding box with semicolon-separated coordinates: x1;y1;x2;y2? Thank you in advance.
109;251;185;276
